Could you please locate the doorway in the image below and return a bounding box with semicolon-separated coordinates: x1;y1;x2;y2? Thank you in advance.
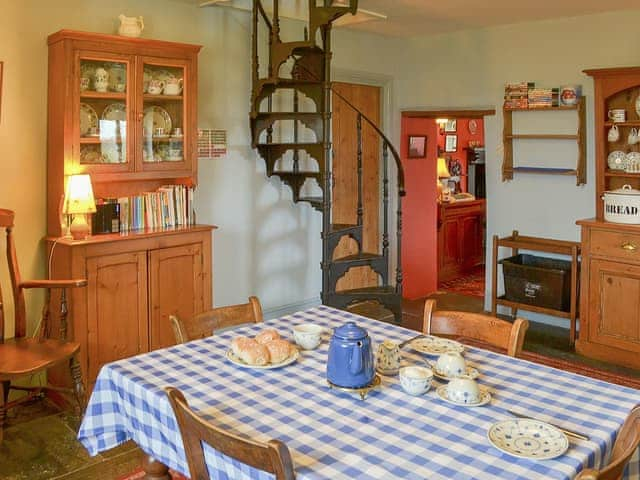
399;109;495;301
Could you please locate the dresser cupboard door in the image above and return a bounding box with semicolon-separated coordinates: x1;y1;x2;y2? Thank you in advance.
588;258;640;352
86;252;149;381
148;243;204;351
461;215;483;269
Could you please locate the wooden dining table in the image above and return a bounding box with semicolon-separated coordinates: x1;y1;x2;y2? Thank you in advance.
78;306;640;479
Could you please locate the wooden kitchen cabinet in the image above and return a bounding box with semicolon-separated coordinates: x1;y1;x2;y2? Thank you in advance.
576;219;640;368
437;199;485;283
48;226;214;385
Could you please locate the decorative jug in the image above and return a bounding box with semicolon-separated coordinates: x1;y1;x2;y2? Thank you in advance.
327;322;375;388
118;14;144;38
376;339;400;375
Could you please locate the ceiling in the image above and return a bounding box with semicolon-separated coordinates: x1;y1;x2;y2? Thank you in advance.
191;1;640;37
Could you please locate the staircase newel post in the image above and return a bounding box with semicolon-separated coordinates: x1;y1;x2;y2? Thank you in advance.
320;23;333;305
269;0;280;78
382;142;389;265
357;113;363;227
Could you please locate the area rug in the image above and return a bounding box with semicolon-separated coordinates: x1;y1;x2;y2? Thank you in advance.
438;266;485;298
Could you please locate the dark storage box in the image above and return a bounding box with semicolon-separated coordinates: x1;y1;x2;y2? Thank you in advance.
499;254;572;311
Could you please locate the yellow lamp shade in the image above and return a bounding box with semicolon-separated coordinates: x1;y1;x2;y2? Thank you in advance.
437;157;451;179
63;174;96;215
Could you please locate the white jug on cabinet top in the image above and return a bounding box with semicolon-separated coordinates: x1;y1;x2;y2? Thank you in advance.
118;15;144;38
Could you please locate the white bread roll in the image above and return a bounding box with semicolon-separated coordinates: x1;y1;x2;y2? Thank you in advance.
231;336;258;358
255;329;280;345
265;339;293;364
240;343;270;366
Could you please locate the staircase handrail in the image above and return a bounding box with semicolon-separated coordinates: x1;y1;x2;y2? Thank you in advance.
328;85;405;196
256;1;272;29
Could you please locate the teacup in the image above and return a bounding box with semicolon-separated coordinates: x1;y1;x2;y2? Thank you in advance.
629;128;639;145
446;377;481;404
435;352;467;378
608;124;620;142
164;78;183;96
114;83;126;93
608;109;626;123
148;79;165;95
292;324;324;350
399;366;433;396
154;127;165;137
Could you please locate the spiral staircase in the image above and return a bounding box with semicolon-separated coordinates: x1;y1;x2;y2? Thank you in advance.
249;0;406;321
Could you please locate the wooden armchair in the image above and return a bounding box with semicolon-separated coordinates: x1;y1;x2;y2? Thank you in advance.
170;296;263;344
0;208;87;443
576;406;640;480
422;299;529;357
165;387;295;479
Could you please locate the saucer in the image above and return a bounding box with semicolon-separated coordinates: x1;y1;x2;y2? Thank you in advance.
432;365;479;382
436;385;491;407
488;419;568;460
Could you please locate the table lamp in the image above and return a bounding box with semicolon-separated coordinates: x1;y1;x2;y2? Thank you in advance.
436;157;451;201
63;174;96;240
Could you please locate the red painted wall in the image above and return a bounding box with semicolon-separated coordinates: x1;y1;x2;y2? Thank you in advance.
400;117;439;299
401;116;485;299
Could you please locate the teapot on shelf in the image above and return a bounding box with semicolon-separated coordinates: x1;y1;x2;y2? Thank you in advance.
118;14;144;38
327;322;375;388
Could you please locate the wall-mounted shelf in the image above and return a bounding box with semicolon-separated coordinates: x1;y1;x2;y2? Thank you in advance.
502;97;586;185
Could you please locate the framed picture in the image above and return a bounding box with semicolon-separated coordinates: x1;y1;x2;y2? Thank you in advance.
445;135;457;152
407;135;427;158
444;119;457;132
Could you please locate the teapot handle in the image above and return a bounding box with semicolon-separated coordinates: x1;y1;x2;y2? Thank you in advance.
349;342;363;375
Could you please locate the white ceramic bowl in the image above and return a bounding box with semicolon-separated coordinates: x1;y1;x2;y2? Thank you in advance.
447;377;481;404
399;366;433;396
435;352;467;378
292;324;324;350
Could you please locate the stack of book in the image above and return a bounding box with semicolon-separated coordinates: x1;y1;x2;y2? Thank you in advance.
528;88;559;108
114;184;195;233
504;82;533;109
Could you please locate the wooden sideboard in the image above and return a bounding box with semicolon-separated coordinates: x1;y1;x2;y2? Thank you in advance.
48;225;214;385
576;219;640;369
437;199;485;283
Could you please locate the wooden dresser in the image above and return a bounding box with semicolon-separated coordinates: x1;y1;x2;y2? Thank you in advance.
437;199;485;283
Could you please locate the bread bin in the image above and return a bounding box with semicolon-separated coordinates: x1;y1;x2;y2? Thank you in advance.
603;184;640;224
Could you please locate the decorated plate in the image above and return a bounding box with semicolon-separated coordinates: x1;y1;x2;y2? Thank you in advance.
410;335;464;356
102;103;127;122
607;150;627;171
226;348;299;370
487;419;569;460
432;365;479;382
143;106;172;136
79;103;98;136
436;385;491;407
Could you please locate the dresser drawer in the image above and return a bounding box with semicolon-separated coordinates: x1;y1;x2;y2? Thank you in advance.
590;229;640;262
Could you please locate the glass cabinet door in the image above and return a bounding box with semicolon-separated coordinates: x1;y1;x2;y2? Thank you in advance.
78;56;133;171
139;59;188;169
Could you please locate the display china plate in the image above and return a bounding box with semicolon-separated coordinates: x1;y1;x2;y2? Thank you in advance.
607;150;627;170
79;103;98;136
436;385;491;407
143;106;172;135
102;103;127;122
226;348;299;370
487;419;569;460
432;365;479;381
410;335;465;355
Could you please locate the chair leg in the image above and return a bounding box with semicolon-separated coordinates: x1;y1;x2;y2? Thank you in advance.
0;380;9;444
69;356;86;411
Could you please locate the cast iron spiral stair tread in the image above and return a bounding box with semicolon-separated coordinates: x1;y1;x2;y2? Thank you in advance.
332;252;385;264
298;196;324;211
329;223;360;233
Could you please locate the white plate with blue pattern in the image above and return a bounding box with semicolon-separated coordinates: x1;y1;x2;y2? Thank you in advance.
487;419;569;460
410;335;465;356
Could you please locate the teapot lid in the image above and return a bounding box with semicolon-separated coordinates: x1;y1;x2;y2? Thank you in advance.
333;321;368;340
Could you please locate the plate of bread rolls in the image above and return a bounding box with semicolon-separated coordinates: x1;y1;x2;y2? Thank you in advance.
227;328;299;369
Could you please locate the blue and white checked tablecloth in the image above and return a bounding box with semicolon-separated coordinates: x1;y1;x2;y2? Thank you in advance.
78;306;640;480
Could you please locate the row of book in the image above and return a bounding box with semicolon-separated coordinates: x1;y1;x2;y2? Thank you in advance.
96;185;195;233
504;82;563;109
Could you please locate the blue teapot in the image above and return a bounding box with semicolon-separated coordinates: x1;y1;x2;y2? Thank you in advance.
327;322;375;388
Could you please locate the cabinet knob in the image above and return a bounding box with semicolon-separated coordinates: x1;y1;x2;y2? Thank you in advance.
621;241;637;252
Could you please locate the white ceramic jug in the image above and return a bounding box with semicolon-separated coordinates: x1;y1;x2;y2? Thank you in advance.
118;15;144;38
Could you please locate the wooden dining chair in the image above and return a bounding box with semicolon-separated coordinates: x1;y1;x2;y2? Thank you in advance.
0;208;87;443
169;296;263;344
165;386;295;479
576;406;640;480
422;299;529;357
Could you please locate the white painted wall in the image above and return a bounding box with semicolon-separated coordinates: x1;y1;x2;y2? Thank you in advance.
397;9;640;325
